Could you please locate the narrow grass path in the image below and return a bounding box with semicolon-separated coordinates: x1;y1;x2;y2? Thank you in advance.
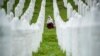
31;0;42;23
57;0;67;21
33;0;66;56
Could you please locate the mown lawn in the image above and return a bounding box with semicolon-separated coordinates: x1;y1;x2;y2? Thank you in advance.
33;0;67;56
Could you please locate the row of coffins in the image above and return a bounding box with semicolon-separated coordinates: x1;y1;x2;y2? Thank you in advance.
0;0;46;56
53;0;100;56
